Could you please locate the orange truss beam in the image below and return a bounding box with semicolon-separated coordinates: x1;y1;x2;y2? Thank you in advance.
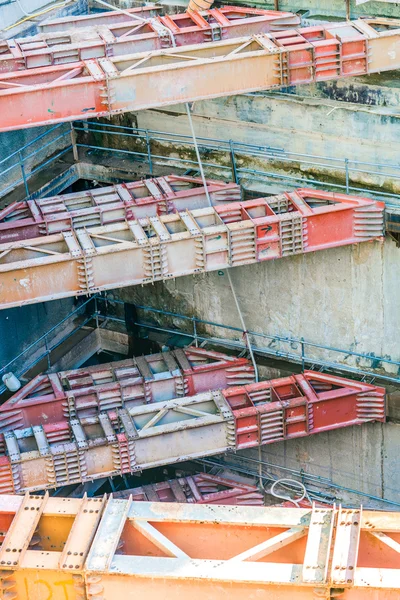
0;175;240;243
0;18;399;131
0;497;397;599
0;6;300;72
0;371;385;494
0;189;384;310
0;347;254;431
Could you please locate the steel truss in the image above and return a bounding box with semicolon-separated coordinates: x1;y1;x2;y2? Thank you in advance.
0;371;385;494
0;496;397;599
0;6;300;72
0;347;254;431
0;175;240;243
110;472;264;505
0;188;384;310
0;18;399;131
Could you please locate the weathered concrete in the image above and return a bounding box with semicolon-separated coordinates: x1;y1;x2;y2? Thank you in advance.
236;420;399;508
134;89;400;195
116;234;400;382
1;0;88;39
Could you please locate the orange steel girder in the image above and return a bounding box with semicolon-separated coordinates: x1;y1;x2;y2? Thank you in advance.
0;189;384;310
40;4;298;34
0;18;399;131
107;472;265;505
0;175;241;243
0;6;300;72
0;497;398;599
0;371;385;494
0;347;255;431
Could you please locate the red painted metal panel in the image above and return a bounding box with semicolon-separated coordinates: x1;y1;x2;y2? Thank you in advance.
0;348;254;432
0;19;398;131
0;7;300;73
222;371;386;450
0;176;240;243
111;473;264;505
0;371;385;494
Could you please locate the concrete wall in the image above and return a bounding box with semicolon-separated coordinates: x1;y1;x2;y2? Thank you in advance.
236;420;398;509
134;86;400;195
116;234;399;381
0;298;75;372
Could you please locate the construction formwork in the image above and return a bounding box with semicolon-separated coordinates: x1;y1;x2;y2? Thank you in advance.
1;19;400;131
0;371;385;494
0;496;397;599
0;189;384;309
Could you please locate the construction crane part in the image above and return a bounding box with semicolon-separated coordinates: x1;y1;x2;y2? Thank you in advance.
110;472;264;505
0;188;384;310
0;175;240;243
0;497;397;599
0;348;254;431
0;371;385;494
0;6;301;73
0;18;399;131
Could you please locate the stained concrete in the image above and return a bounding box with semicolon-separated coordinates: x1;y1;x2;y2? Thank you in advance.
116;234;399;381
239;420;399;508
135;90;400;194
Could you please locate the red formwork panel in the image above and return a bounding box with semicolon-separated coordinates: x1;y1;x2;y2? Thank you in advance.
0;348;254;432
111;473;264;505
0;371;385;494
223;371;386;450
0;6;300;72
0;176;240;244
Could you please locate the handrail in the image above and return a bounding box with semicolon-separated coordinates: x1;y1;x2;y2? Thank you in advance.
95;297;400;384
73;121;400;208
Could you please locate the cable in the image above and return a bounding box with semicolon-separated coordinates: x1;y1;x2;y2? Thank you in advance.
92;0;147;22
15;0;69;17
185;104;258;382
269;478;311;507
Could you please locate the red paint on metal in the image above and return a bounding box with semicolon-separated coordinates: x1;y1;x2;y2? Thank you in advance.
0;176;240;243
0;189;385;310
0;371;385;494
222;371;386;450
0;348;254;431
111;473;264;505
0;6;300;72
0;19;398;131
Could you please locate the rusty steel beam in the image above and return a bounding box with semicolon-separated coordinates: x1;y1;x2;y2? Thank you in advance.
0;6;300;72
0;189;384;310
0;348;254;431
40;5;299;34
0;371;385;494
110;472;264;505
0;18;399;131
0;497;397;599
0;175;240;243
41;4;163;32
